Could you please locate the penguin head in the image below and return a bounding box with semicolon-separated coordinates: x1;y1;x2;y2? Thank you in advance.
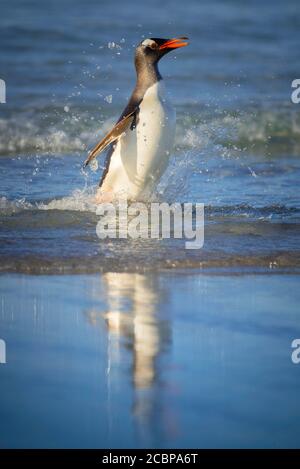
136;37;189;65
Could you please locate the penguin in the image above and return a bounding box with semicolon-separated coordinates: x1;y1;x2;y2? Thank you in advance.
84;37;189;202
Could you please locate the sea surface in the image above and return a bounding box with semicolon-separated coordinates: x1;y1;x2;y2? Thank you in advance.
0;0;300;449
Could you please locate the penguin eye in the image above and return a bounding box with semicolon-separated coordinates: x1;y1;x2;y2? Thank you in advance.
149;42;158;50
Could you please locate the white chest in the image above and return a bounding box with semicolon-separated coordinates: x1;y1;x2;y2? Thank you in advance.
135;80;176;173
102;80;176;199
137;80;175;145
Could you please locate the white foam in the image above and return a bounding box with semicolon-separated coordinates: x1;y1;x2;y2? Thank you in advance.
37;188;98;212
0;196;33;214
0;114;115;156
0;188;99;215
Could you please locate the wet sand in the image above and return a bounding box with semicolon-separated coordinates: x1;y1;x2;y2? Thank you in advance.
1;272;299;448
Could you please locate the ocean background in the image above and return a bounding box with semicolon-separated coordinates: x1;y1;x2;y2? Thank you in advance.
0;0;300;448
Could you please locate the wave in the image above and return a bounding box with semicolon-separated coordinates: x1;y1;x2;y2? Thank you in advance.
1;106;300;157
0;189;98;215
176;108;300;152
1;193;299;220
0;116;90;156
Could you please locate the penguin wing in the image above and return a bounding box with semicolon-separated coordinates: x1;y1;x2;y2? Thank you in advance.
84;109;138;167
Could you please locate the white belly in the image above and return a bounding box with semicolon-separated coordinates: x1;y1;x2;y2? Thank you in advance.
100;81;176;200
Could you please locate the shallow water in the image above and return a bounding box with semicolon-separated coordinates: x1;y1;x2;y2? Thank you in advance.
1;152;300;273
1;272;300;448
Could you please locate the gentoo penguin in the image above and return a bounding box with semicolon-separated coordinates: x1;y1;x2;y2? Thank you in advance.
84;37;189;202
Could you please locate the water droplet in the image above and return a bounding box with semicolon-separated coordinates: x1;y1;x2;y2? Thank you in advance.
104;95;113;104
90;159;98;172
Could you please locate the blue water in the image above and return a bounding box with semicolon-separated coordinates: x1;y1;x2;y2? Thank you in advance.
0;0;300;449
1;0;300;272
1;273;300;448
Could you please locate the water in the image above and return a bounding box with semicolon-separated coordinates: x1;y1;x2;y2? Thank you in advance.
0;0;300;448
1;0;300;273
1;273;300;448
1;152;300;273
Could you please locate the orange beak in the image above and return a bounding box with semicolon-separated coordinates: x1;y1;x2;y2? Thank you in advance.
159;37;189;50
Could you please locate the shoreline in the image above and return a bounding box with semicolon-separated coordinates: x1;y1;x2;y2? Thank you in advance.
1;257;299;276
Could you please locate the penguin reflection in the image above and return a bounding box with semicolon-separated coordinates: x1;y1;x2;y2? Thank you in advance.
85;273;171;426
